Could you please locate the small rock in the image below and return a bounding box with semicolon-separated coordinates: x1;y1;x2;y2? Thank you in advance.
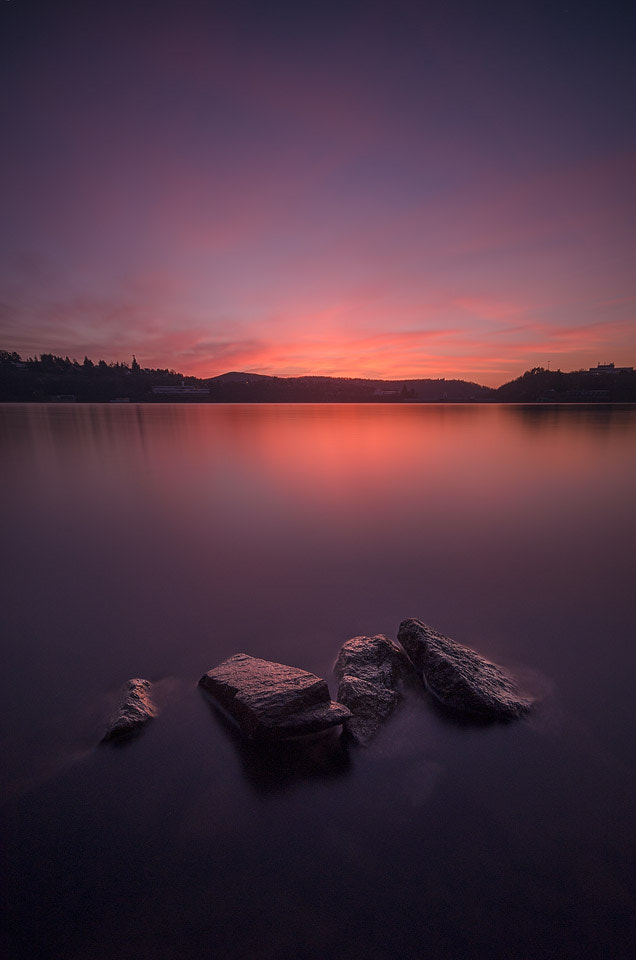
397;619;532;720
199;654;351;740
334;634;420;744
102;678;157;741
334;633;419;689
336;675;400;745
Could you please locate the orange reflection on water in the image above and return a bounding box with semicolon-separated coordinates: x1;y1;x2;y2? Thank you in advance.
4;403;635;555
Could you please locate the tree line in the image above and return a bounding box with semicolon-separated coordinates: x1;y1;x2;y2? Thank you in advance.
0;351;194;402
1;351;634;402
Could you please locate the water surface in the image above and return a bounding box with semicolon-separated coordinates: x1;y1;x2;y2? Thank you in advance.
2;403;635;959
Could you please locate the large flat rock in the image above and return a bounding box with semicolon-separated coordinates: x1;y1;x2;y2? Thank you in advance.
102;678;157;741
397;619;532;720
334;634;420;744
199;653;351;740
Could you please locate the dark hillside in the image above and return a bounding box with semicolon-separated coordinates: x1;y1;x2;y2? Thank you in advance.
3;352;634;403
492;366;636;403
206;373;488;402
0;351;489;403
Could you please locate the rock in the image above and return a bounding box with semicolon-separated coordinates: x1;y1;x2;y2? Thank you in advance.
199;653;351;740
334;634;419;689
334;634;420;744
102;678;157;741
397;619;532;720
336;675;400;745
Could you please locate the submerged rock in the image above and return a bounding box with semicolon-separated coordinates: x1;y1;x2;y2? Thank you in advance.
199;653;351;740
397;619;532;720
102;678;157;741
336;675;400;744
334;634;420;744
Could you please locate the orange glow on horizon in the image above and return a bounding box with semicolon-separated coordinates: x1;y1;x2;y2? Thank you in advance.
168;311;636;388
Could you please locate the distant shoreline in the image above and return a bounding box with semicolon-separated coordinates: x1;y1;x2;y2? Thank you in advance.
3;399;636;407
2;352;635;404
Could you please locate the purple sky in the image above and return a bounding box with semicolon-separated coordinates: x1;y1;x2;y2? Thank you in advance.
1;0;634;385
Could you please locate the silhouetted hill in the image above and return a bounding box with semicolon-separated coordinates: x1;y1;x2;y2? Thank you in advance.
206;372;488;402
491;366;636;403
0;351;488;402
212;371;275;383
2;352;634;403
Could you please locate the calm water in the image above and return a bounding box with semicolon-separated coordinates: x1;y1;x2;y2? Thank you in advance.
1;402;635;960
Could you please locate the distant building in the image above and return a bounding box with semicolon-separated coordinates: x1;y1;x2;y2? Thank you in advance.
373;388;399;397
567;389;610;400
588;362;633;375
152;380;209;397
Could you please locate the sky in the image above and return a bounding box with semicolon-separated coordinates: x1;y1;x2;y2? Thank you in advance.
1;0;635;386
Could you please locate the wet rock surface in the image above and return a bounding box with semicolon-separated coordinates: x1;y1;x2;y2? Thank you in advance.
398;618;532;720
335;634;420;743
199;653;351;740
336;675;400;744
102;678;157;741
334;634;419;689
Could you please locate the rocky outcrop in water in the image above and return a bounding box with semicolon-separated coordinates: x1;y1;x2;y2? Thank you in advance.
102;678;157;741
334;634;420;743
199;653;351;740
334;634;418;690
397;619;531;720
335;675;400;744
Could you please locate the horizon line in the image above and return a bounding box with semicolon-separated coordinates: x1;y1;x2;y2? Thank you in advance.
5;348;633;392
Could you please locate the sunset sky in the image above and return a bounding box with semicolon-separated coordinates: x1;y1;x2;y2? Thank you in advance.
1;0;635;386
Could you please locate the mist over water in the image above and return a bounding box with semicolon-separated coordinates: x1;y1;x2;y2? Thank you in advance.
2;403;635;959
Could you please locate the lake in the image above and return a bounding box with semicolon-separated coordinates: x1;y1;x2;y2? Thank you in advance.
1;402;635;960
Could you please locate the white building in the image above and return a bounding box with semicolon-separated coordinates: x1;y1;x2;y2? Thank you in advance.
588;362;633;375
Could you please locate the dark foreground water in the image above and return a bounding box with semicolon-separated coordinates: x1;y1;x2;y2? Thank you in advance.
1;402;635;960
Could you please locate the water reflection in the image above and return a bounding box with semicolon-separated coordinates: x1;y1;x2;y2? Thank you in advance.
504;401;636;432
200;693;351;794
2;402;636;960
